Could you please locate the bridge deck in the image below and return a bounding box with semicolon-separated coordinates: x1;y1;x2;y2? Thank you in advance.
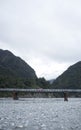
0;88;81;92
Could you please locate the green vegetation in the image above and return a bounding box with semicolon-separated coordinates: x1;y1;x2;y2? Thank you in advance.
36;77;50;89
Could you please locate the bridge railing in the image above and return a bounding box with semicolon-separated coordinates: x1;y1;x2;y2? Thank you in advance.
0;88;81;92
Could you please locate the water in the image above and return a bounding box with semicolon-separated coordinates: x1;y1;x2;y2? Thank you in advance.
0;98;81;130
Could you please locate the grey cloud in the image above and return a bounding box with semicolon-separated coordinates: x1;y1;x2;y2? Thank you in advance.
0;0;81;79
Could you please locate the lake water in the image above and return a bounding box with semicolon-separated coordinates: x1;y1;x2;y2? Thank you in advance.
0;98;81;130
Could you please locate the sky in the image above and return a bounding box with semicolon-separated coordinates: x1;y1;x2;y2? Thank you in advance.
0;0;81;80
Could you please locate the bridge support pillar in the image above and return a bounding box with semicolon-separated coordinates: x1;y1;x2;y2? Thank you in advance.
13;91;18;100
63;92;68;101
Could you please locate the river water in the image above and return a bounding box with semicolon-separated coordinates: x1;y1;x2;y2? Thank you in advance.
0;98;81;130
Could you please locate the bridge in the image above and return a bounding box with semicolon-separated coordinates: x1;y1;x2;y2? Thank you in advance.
0;88;81;100
0;88;81;92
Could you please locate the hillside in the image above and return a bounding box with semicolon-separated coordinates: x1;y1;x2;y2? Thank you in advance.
0;49;36;78
0;49;50;89
0;49;38;88
52;61;81;89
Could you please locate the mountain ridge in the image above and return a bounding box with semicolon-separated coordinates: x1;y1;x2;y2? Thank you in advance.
0;49;36;79
52;61;81;89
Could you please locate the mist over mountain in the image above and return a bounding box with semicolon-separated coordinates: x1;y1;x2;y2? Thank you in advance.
48;79;55;84
52;61;81;89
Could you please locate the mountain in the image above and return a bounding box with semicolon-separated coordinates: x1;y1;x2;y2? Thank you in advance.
52;61;81;89
0;49;37;88
0;49;36;78
0;49;50;89
48;79;55;84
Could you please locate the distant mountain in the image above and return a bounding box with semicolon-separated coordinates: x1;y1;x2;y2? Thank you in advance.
48;79;55;84
52;61;81;89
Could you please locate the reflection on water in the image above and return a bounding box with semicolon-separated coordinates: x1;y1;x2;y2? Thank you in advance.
0;98;81;130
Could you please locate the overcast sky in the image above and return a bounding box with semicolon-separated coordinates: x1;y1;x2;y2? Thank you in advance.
0;0;81;79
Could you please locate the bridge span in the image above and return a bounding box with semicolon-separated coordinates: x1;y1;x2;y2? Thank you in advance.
0;88;81;100
0;88;81;92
